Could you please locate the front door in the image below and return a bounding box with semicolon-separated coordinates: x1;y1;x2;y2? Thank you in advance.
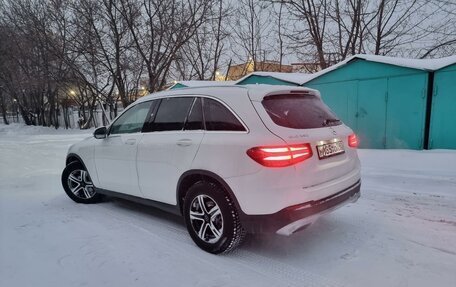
94;101;154;196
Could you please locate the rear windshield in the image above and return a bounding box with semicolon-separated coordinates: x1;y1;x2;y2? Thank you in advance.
262;94;341;129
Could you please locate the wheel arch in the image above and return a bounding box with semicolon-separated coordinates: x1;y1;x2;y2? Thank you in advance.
176;170;243;216
66;153;88;170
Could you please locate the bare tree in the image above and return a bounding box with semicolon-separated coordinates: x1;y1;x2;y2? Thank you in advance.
231;0;272;71
0;24;12;125
418;0;456;58
117;0;214;92
278;0;455;68
82;0;143;109
0;0;65;127
327;0;366;58
283;0;331;68
173;0;231;80
276;1;285;68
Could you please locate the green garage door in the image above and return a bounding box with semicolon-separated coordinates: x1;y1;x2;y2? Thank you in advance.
429;68;456;149
308;81;357;128
357;79;387;149
386;74;427;149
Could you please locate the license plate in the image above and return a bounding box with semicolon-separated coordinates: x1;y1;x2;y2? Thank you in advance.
317;140;345;159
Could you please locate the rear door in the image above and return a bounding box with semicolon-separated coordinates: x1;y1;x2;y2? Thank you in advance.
137;96;204;204
190;97;250;178
250;91;359;188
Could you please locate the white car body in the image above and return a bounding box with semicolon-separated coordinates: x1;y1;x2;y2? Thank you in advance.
66;85;361;237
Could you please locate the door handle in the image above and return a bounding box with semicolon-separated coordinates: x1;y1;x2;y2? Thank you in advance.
176;139;192;147
125;138;136;145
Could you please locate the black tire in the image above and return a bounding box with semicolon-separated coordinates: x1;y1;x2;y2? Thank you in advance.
183;181;246;254
61;161;103;204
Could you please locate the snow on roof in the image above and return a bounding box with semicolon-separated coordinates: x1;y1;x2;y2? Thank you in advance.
235;71;314;85
351;54;456;70
168;80;236;90
234;55;456;86
168;55;456;89
301;54;456;85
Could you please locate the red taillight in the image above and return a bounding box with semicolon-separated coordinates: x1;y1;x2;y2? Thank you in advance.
246;143;313;167
348;134;359;148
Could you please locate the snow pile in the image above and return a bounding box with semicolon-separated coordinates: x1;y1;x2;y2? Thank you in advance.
1;124;455;287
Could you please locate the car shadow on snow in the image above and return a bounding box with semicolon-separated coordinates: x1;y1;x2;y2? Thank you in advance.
98;196;363;260
240;215;362;259
101;196;186;228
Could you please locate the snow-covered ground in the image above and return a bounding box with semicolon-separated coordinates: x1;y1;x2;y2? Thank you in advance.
1;124;455;287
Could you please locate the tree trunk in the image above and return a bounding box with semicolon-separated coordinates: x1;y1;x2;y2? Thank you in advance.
18;105;32;125
0;91;9;125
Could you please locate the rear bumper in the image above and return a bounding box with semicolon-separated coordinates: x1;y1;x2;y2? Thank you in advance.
240;180;361;235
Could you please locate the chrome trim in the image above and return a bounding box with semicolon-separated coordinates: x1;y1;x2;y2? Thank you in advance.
276;182;361;236
140;94;250;133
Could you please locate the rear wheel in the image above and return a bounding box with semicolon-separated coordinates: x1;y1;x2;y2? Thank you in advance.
62;161;103;204
183;181;245;254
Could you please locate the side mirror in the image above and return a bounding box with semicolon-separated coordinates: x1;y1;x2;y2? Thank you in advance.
93;126;108;139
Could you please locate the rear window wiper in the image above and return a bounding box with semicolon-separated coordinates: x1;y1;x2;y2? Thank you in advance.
265;108;284;120
323;118;341;126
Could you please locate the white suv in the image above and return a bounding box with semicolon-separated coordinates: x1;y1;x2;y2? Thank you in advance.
61;85;361;254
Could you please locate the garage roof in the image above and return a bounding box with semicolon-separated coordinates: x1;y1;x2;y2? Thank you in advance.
235;71;314;85
301;54;456;84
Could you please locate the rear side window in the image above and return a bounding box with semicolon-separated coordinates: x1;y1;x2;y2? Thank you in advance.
262;94;341;129
203;98;246;131
148;97;194;131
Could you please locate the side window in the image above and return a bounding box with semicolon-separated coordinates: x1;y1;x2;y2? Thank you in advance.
203;98;246;131
110;101;153;135
184;97;204;130
148;97;194;132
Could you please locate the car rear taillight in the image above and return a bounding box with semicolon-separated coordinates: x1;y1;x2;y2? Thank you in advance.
246;143;313;167
348;134;359;148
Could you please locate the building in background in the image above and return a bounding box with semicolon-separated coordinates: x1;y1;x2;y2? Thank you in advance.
291;62;321;73
225;60;292;81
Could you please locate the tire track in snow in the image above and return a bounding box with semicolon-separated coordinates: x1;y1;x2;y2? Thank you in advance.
226;250;343;287
98;202;344;287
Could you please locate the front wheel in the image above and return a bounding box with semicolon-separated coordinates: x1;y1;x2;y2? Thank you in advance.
183;181;245;254
61;161;103;204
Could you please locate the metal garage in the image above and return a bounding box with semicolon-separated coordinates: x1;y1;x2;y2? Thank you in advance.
429;62;456;149
302;55;456;149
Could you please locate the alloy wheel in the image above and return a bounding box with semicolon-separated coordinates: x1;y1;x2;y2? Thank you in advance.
189;195;224;244
67;169;95;199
